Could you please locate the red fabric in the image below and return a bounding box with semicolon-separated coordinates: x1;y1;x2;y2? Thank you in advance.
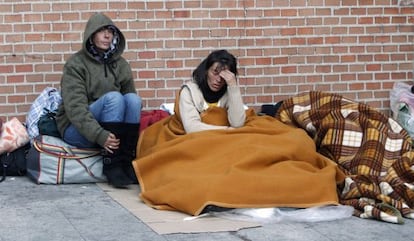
139;110;170;134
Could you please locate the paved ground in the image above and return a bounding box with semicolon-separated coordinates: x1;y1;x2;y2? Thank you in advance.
1;176;413;241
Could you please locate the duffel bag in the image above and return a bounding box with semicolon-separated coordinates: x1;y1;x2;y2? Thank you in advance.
26;135;106;184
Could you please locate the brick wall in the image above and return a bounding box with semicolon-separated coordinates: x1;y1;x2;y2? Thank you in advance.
1;0;413;121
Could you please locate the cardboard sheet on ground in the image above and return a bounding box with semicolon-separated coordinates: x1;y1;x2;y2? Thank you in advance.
97;183;261;234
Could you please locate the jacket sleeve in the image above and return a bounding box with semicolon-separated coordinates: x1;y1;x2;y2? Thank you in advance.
179;86;230;133
225;85;246;128
60;63;109;146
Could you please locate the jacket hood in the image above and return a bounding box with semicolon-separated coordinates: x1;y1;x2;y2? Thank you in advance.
83;13;125;61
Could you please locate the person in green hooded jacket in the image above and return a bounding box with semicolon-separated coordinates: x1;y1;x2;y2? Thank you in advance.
56;13;141;188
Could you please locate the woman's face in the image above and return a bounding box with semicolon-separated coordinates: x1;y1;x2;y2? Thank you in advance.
207;62;227;92
93;27;114;51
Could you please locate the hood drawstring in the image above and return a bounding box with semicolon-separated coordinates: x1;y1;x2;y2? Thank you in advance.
109;63;119;87
104;62;108;77
102;48;117;79
103;60;119;87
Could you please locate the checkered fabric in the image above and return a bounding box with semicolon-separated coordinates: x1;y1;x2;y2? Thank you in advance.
26;87;62;140
276;91;414;224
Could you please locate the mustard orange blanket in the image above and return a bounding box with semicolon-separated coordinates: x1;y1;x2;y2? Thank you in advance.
133;103;345;216
276;91;414;223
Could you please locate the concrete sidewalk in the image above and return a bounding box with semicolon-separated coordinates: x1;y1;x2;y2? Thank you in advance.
0;176;413;241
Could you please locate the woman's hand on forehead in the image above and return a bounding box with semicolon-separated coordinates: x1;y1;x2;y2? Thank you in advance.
219;69;236;86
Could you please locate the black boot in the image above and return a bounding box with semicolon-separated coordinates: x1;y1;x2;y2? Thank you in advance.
100;122;133;188
120;123;140;184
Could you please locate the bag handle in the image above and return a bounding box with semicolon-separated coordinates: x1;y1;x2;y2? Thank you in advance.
33;140;100;159
33;139;105;182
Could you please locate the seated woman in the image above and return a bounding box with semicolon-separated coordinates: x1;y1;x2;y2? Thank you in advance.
56;13;142;188
133;50;345;216
179;49;246;133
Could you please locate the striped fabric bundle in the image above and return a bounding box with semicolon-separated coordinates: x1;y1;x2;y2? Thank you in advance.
276;91;414;224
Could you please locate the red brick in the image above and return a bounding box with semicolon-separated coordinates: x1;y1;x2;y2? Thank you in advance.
167;60;183;68
16;65;33;73
281;66;297;74
316;65;332;73
0;65;14;73
280;28;296;36
308;37;323;45
138;51;156;59
7;75;25;83
139;71;155;79
174;10;190;18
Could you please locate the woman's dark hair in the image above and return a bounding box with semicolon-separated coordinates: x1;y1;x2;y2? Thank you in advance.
192;50;238;103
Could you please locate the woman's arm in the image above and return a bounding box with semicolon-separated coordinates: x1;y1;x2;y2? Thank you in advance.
225;85;246;128
218;69;246;128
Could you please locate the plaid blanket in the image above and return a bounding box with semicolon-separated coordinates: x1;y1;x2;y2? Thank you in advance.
276;91;414;224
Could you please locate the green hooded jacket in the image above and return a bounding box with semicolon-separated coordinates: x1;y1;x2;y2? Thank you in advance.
56;13;137;147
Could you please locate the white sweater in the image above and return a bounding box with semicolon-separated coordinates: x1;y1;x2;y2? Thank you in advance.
179;81;246;133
